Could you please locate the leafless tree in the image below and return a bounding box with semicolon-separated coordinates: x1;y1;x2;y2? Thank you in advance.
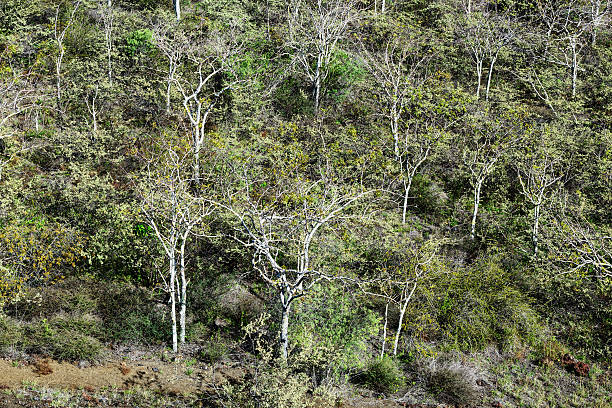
152;21;188;115
458;11;516;100
463;111;524;240
171;28;243;183
288;0;357;111
53;1;82;106
219;157;373;359
516;150;566;255
360;32;432;158
101;3;114;84
548;214;611;279
358;239;444;357
140;140;214;352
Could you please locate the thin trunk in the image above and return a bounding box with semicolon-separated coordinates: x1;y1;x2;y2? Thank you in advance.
381;0;386;13
485;55;497;101
571;46;578;98
475;59;483;100
381;302;389;358
313;54;322;111
533;203;540;256
280;302;291;360
390;105;399;158
393;281;418;356
402;175;413;224
179;240;187;344
174;0;181;21
169;256;178;353
471;179;482;240
107;0;111;7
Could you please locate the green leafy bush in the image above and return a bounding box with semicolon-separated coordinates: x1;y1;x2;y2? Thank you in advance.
360;355;406;394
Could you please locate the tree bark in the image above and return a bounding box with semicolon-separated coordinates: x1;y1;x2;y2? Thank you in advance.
471;179;482;240
381;302;389;358
169;256;178;353
280;302;291;360
393;281;417;356
174;0;181;21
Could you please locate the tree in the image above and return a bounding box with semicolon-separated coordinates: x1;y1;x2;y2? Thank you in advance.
457;7;516;100
220;144;373;359
360;238;444;357
139;137;214;352
360;28;432;158
516;131;566;255
463;109;526;240
287;0;357;111
170;27;243;183
53;1;81;106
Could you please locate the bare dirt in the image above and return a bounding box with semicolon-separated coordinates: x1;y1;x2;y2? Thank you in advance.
0;357;244;396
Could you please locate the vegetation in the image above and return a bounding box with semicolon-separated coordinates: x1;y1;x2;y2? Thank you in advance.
0;0;610;406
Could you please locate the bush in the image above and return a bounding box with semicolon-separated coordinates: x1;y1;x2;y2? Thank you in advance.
426;361;479;406
0;314;22;352
360;355;406;394
24;317;102;361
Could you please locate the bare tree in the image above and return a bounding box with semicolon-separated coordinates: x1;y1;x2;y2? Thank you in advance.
516;148;566;255
153;21;187;114
220;157;373;359
458;10;516;100
463;110;524;240
359;239;444;357
101;3;114;84
0;68;36;182
548;214;611;279
288;0;357;111
85;83;100;134
171;28;243;183
140;139;214;352
53;1;82;106
360;31;432;158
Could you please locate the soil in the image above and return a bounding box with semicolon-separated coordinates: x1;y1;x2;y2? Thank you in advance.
0;357;244;396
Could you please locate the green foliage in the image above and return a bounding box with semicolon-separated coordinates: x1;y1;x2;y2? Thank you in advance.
291;284;380;376
360;355;406;394
124;29;154;57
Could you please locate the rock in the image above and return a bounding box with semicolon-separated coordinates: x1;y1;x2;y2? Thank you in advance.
77;360;90;369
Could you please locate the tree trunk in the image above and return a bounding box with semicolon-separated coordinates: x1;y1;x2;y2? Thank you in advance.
313;54;322;111
174;0;181;21
471;179;482;240
485;55;497;101
402;174;414;224
179;247;187;344
533;203;540;256
381;302;389;358
475;59;483;100
169;256;178;353
280;302;291;360
393;281;417;356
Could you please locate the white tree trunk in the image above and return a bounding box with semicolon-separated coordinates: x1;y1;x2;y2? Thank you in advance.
169;255;178;353
533;203;540;256
280;302;291;360
471;179;483;240
392;281;417;356
402;175;413;225
174;0;181;21
381;302;389;358
485;55;497;101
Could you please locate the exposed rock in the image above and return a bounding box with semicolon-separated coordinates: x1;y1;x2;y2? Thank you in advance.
561;353;590;377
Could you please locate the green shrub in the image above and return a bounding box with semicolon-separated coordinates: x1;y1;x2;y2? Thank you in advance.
198;333;229;364
361;355;406;394
0;314;22;352
24;317;102;361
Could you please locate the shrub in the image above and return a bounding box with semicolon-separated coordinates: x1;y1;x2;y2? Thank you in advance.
426;361;479;406
360;355;406;394
24;317;102;361
0;314;22;352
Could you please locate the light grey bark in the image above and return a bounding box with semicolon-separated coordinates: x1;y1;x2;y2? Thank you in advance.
174;0;181;21
392;280;417;356
53;2;81;106
471;178;483;241
102;6;114;84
